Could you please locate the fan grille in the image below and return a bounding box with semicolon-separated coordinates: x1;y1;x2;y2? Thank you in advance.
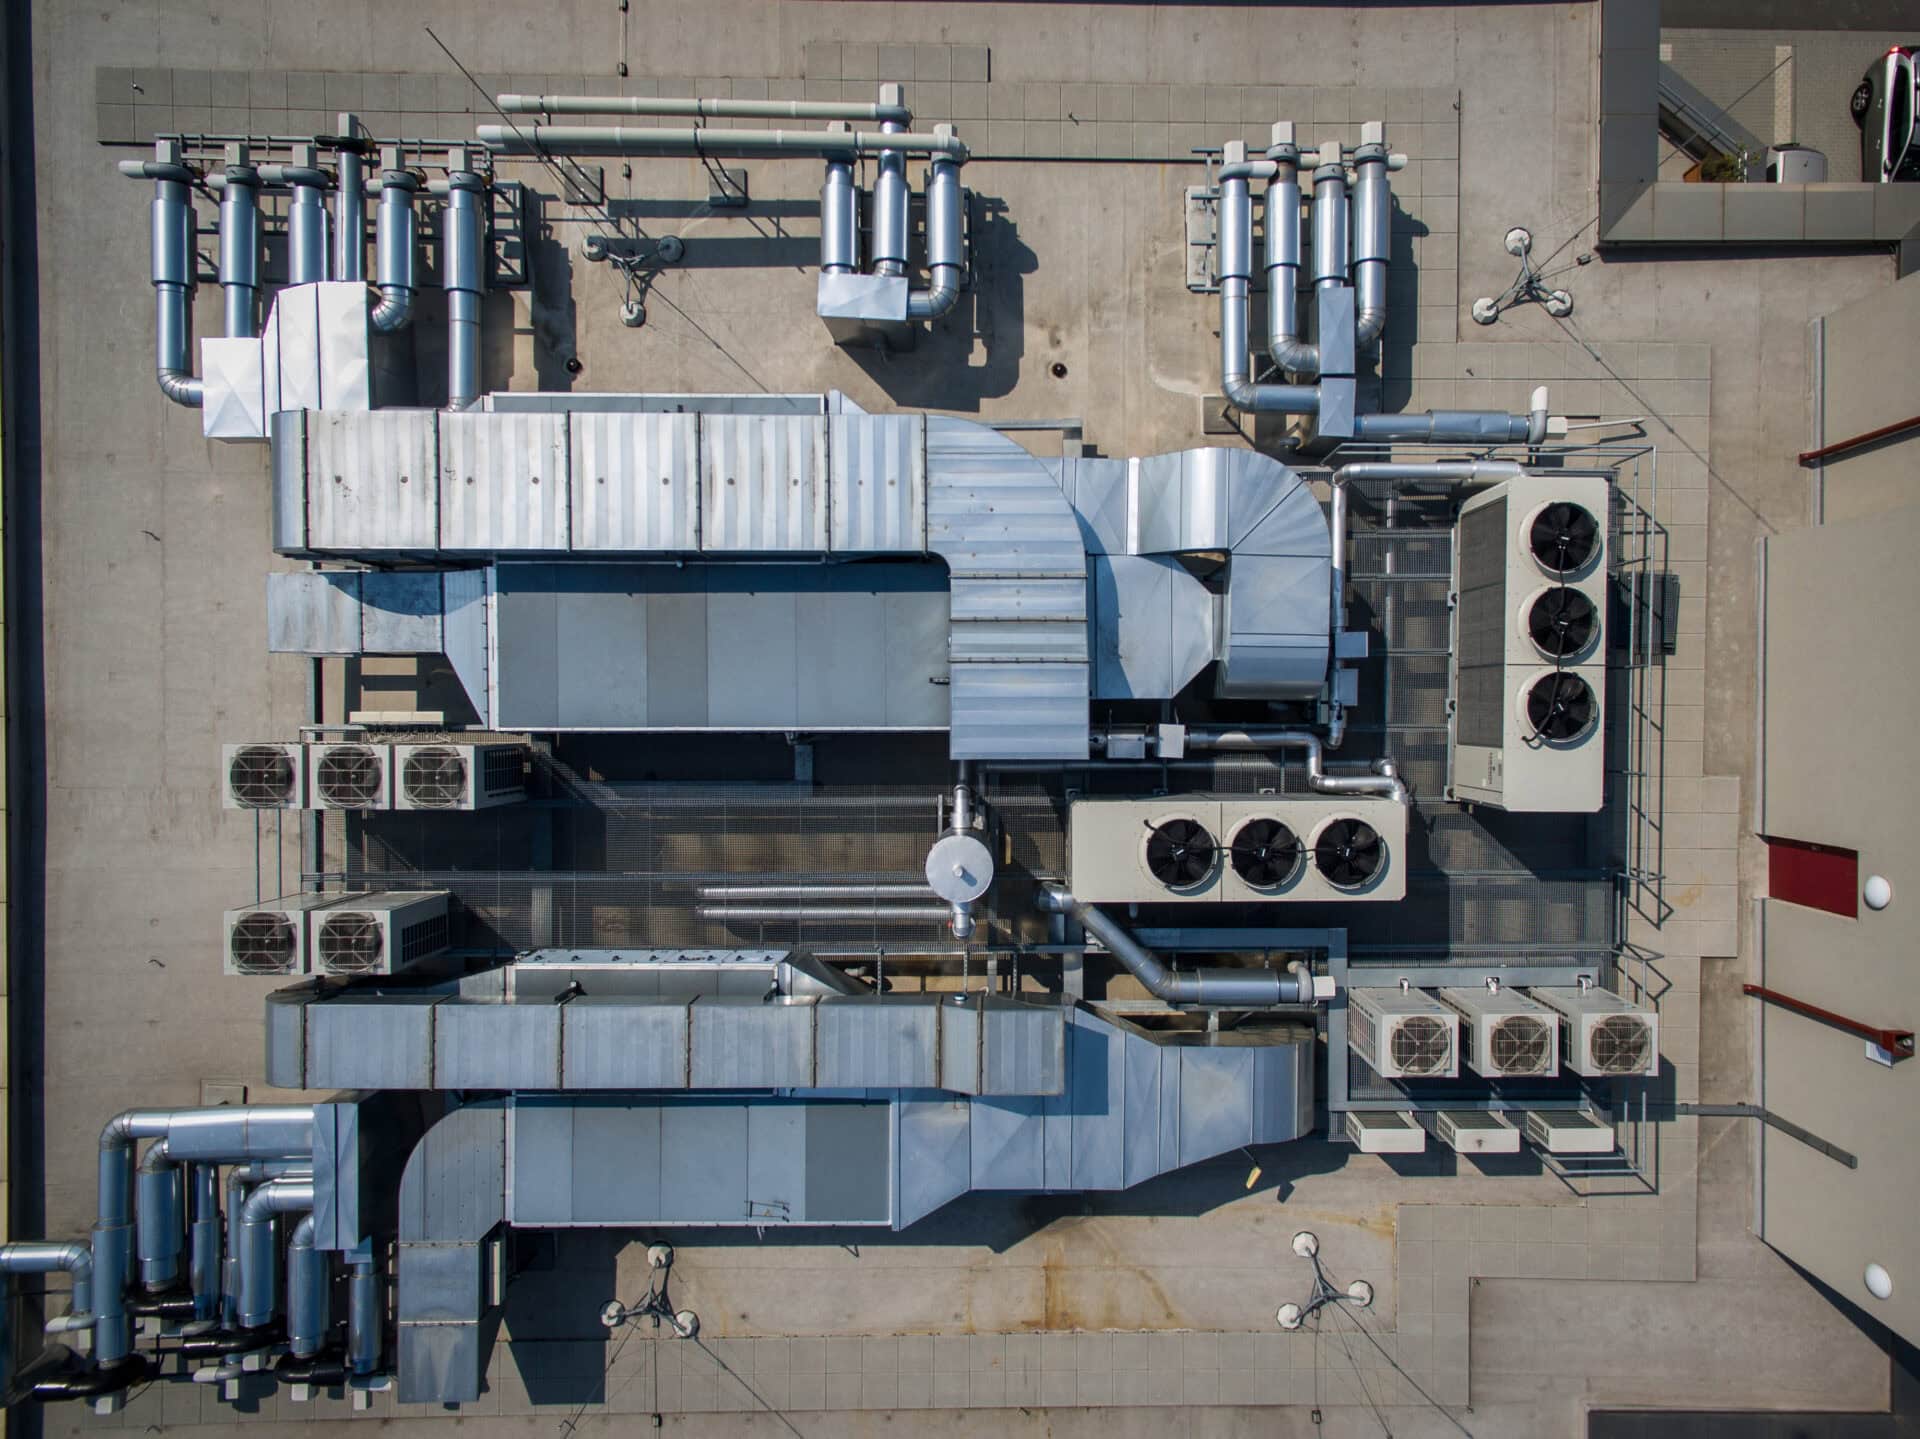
1390;1015;1453;1077
1487;1015;1553;1075
315;745;386;808
1527;587;1597;658
1528;501;1599;574
1314;818;1384;890
1229;818;1303;889
403;747;469;809
1144;818;1216;889
229;746;297;808
317;912;385;975
1588;1015;1653;1075
1525;672;1597;743
229;912;299;974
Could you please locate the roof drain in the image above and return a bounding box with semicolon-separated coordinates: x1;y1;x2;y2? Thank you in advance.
369;148;419;334
118;141;204;407
442;153;488;410
1038;887;1317;1007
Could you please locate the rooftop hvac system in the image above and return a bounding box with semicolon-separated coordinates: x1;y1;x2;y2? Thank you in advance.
1430;1109;1521;1155
1067;797;1407;905
1522;1110;1616;1155
222;742;306;810
393;742;528;811
310;891;451;977
1438;986;1560;1079
1343;1110;1427;1154
222;893;349;977
1530;986;1660;1079
1347;988;1460;1080
1447;476;1609;813
307;741;393;810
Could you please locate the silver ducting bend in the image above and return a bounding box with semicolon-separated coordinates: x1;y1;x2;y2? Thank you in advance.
1351;139;1391;352
120;142;205;407
266;147;334;287
444;166;488;410
217;150;262;339
1179;726;1411;804
370;158;420;334
819;149;858;274
1038;887;1316;1008
135;1143;184;1292
871;120;910;279
238;1177;314;1330
908;141;964;320
286;1213;330;1358
0;1242;95;1335
1217;144;1320;418
1263;133;1316;376
347;1258;382;1375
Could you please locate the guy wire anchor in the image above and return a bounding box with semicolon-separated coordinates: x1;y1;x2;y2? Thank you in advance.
599;1243;699;1338
1471;226;1575;325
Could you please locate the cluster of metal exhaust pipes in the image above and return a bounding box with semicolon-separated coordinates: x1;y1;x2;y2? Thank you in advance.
119;120;483;411
0;1106;383;1407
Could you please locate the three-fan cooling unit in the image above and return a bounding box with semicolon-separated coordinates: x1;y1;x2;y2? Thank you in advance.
222;742;527;811
1347;985;1658;1083
223;891;452;977
1068;798;1406;904
1448;476;1610;812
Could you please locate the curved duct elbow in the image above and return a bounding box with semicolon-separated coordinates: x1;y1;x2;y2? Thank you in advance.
1263;171;1317;376
908;150;964;320
0;1242;96;1332
1039;887;1317;1008
126;148;206;408
369;166;420;334
1351;147;1391;352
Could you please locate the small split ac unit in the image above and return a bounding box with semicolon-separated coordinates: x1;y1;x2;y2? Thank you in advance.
1522;1110;1616;1155
1066;797;1407;905
1529;986;1660;1079
222;743;306;810
222;893;348;977
307;741;393;810
393;742;528;811
1447;475;1609;813
1438;986;1560;1079
310;891;451;977
1343;1110;1427;1155
1430;1109;1521;1155
1348;988;1460;1080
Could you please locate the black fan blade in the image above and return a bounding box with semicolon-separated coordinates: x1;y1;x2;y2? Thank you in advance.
1529;502;1599;574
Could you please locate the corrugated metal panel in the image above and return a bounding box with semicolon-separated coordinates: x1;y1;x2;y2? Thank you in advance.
316;280;371;411
440;411;570;551
925;418;1084;578
434;1001;560;1089
689;998;814;1087
700;415;828;551
947;663;1088;760
980;1001;1067;1095
306;409;439;551
829;413;925;552
815;998;939;1088
561;998;690;1088
307;994;438;1092
938;1002;981;1093
569;411;700;551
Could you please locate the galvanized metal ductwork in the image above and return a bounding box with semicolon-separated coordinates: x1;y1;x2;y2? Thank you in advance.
238;1176;313;1330
347;1257;382;1375
134;1144;184;1292
442;157;488;410
1039;887;1317;1007
499;92;917;124
119;141;204;408
0;1242;95;1336
216;144;263;340
1263;131;1315;376
477;121;969;161
285;1213;330;1357
333;117;368;284
264;145;333;287
370;148;419;334
871;87;911;279
820;153;858;274
908;149;964;320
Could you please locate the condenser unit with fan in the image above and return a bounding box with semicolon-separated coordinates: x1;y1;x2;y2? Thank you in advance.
393;742;528;811
1438;986;1560;1079
306;741;393;810
1347;988;1460;1080
1067;797;1407;904
1529;986;1660;1078
222;893;351;976
309;891;451;977
222;742;306;810
1447;475;1609;813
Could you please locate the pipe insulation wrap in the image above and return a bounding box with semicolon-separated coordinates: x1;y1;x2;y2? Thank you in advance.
1311;169;1349;291
476;122;970;161
1351;153;1391;350
0;1242;95;1328
370;171;420;333
135;1149;184;1290
288;182;330;285
347;1262;382;1375
1263;172;1317;375
1039;889;1314;1007
286;1214;329;1358
908;156;964;319
238;1177;315;1329
188;1165;222;1320
871;121;910;277
444;173;487;409
334;149;366;282
500;93;916;124
819;160;857;273
218;167;262;339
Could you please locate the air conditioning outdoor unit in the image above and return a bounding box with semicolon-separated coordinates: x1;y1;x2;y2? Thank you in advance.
1343;1110;1427;1154
1522;1110;1616;1155
222;893;350;976
393;742;528;811
309;891;451;977
306;741;393;810
1430;1109;1521;1155
1347;988;1460;1080
1438;986;1560;1079
222;743;306;810
1529;986;1660;1079
1066;797;1407;905
1447;475;1608;812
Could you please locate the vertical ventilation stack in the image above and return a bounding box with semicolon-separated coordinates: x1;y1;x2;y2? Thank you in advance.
443;149;488;409
217;143;262;339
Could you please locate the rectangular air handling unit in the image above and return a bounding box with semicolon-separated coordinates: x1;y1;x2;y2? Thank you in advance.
1529;986;1660;1079
1065;796;1407;905
1344;1110;1427;1154
393;742;528;811
1430;1110;1521;1155
1438;986;1560;1079
1522;1110;1616;1155
222;893;350;977
1447;474;1609;813
308;891;452;978
1347;988;1460;1080
222;742;306;810
306;740;393;810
